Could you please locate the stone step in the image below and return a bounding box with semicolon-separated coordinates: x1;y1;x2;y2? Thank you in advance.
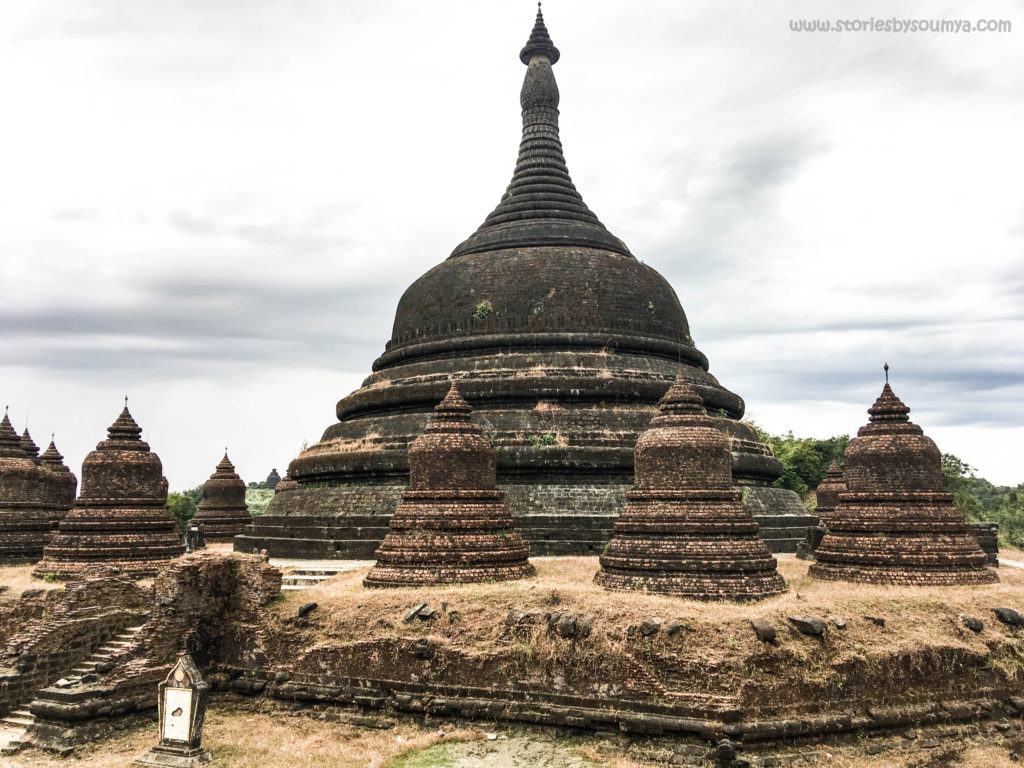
1;716;33;727
288;569;343;576
10;710;32;719
71;666;97;674
283;573;336;581
281;585;308;591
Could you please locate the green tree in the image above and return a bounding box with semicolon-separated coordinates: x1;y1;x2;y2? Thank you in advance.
167;491;198;536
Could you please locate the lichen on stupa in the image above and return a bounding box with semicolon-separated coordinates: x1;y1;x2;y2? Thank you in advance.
34;404;184;579
595;370;785;600
809;372;997;586
364;382;535;587
0;411;52;563
238;5;810;561
39;436;78;527
194;451;251;540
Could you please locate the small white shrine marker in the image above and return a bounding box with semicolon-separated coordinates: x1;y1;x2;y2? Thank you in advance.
134;653;211;766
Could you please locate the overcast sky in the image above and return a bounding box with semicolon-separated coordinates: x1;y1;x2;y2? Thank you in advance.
1;1;1021;490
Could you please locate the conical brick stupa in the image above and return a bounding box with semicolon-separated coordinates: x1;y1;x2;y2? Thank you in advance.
194;452;251;540
34;404;184;579
809;374;996;586
595;371;786;601
0;411;52;563
364;382;535;587
813;461;846;527
39;437;78;527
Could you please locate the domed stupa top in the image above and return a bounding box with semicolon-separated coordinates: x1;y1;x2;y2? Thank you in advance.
814;460;846;518
195;450;250;540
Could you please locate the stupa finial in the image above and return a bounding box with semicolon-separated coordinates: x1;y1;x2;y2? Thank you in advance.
520;2;560;64
884;362;889;382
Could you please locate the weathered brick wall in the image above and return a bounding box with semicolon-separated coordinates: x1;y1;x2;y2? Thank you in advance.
0;568;148;717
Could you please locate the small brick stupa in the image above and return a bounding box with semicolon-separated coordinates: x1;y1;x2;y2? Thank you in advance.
264;468;281;490
810;373;997;586
35;404;183;579
194;452;251;540
595;371;786;600
0;411;52;563
364;382;535;587
274;475;299;494
39;437;78;527
813;461;846;527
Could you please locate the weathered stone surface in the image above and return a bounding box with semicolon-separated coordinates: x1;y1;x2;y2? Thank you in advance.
960;614;983;633
864;615;886;628
810;379;997;586
34;405;184;579
239;7;807;561
830;616;847;630
297;602;318;618
993;607;1024;627
639;618;662;637
750;618;776;643
595;371;786;601
788;616;827;636
0;412;53;563
364;384;534;587
194;452;251;540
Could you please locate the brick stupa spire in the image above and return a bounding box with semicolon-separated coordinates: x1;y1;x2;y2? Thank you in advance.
595;370;786;600
35;404;183;579
39;437;78;527
364;382;535;587
194;451;251;540
810;375;997;585
0;410;52;563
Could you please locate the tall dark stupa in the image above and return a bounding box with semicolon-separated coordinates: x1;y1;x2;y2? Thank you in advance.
237;6;810;559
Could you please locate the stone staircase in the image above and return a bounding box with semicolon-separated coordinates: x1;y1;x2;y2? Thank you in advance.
0;623;147;754
281;566;342;591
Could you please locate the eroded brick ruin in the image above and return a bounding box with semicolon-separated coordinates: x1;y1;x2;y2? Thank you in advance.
595;371;786;600
364;382;534;587
810;381;997;585
194;452;251;541
0;412;52;563
239;5;811;561
33;406;183;579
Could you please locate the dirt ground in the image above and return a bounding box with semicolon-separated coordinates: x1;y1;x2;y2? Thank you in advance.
4;702;1024;767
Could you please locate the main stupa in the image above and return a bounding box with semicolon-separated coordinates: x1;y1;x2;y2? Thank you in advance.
238;6;811;559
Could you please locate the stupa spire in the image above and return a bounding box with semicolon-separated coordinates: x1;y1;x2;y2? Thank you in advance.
450;5;629;258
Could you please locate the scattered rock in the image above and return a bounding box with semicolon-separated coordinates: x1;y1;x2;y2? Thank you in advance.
959;613;983;633
0;585;9;594
404;602;428;623
750;618;776;643
865;743;883;755
79;673;97;683
297;601;318;618
417;606;438;621
447;609;461;624
993;607;1024;627
547;611;593;639
788;615;827;636
864;615;886;627
21;588;45;600
665;620;686;636
95;661;115;673
640;618;662;637
829;616;847;630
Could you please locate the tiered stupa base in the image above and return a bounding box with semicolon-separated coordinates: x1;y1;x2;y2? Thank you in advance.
595;491;787;601
809;494;997;586
194;513;251;542
35;506;182;579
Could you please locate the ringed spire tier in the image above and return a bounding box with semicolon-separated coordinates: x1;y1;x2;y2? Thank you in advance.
237;8;811;560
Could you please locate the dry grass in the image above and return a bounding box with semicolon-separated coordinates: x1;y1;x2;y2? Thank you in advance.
271;555;1024;671
0;563;63;596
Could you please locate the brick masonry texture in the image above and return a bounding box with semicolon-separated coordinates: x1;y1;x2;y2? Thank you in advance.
595;371;786;600
0;413;54;563
33;406;184;580
194;452;252;540
244;11;807;559
810;383;997;586
364;383;535;587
